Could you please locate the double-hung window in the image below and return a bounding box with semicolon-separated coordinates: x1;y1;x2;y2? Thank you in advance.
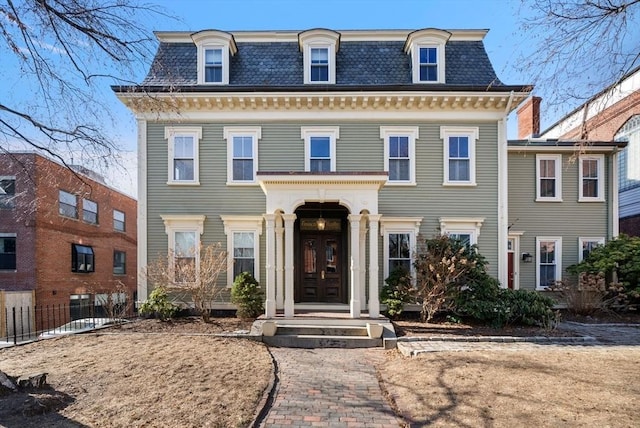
536;237;562;289
113;250;126;275
419;47;438;82
0;234;16;270
439;217;484;250
578;237;604;262
536;154;562;201
161;214;205;282
59;190;78;218
441;126;478;186
302;127;339;172
381;217;422;281
224;126;261;184
204;48;223;83
0;177;15;208
83;199;98;224
381;126;418;185
72;244;94;273
165;127;202;185
310;47;329;82
113;209;125;232
221;215;262;287
579;155;604;202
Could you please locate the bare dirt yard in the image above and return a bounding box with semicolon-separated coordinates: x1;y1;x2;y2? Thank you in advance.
1;313;639;427
0;317;271;428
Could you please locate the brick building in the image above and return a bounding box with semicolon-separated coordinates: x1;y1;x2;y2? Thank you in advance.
524;66;640;236
0;153;137;331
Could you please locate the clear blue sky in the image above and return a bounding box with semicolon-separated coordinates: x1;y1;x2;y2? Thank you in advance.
103;0;543;196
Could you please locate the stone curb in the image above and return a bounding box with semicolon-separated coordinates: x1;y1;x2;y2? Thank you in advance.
249;346;278;428
562;321;640;328
397;335;596;343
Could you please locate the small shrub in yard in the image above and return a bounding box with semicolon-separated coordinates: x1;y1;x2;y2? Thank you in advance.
231;272;264;319
380;267;413;318
139;287;179;320
551;273;606;315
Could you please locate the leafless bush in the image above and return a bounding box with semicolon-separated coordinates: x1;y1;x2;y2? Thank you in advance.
551;273;606;315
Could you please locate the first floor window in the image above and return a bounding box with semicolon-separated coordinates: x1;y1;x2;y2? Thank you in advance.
174;231;197;282
537;238;561;289
72;244;94;273
113;250;126;275
233;232;255;279
0;235;16;270
59;190;78;218
449;233;472;248
388;233;411;274
579;237;604;262
83;198;98;224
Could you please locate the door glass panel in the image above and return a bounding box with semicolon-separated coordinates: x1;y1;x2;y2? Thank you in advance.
304;239;317;273
325;239;338;273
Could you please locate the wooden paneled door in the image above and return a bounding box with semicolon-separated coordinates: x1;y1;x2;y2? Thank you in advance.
299;233;344;303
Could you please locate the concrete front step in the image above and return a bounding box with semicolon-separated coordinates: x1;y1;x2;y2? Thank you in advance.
262;334;383;349
275;325;370;337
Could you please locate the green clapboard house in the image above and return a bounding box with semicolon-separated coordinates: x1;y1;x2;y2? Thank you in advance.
113;28;623;318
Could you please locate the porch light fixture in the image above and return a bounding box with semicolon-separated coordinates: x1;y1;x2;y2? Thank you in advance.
317;204;326;230
521;252;533;263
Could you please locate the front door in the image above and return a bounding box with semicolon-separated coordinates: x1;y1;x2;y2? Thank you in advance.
299;233;343;303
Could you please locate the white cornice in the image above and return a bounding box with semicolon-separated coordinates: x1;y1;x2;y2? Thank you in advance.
117;91;529;119
155;29;488;44
508;145;620;153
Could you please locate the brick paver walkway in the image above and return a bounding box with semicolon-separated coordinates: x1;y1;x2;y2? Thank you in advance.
260;348;401;427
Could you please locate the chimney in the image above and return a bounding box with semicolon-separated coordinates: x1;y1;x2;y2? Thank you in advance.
516;96;541;139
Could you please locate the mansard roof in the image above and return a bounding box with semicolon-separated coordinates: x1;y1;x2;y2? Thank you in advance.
136;28;520;90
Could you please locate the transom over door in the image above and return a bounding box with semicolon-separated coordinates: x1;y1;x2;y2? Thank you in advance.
299;233;344;303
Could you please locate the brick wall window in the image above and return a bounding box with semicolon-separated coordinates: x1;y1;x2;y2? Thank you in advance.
113;209;125;231
0;177;16;208
72;244;94;273
59;190;78;218
0;234;16;270
83;198;98;224
113;250;126;275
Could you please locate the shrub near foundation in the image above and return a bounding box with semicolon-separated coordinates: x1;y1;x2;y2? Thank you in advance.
231;272;264;319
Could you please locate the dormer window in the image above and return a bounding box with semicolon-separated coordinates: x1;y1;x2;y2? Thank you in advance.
404;28;450;84
192;30;237;85
299;29;340;84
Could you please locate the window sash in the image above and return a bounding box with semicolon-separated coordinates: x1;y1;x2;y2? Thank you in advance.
388;233;411;273
310;48;329;82
0;178;15;208
173;136;195;181
232;136;255;181
0;237;16;270
113;251;126;275
581;158;600;198
204;48;223;83
419;47;437;81
309;136;331;172
538;241;557;288
537;156;561;200
448;136;470;182
233;232;255;278
72;244;94;273
59;191;77;218
113;210;125;231
83;199;98;224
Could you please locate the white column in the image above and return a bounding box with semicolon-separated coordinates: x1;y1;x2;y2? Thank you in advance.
497;117;509;288
136;119;148;304
368;214;381;319
348;214;362;318
612;151;619;237
275;216;284;310
263;214;276;318
359;219;367;310
283;214;296;318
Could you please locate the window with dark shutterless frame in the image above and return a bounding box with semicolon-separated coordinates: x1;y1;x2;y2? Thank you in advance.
0;177;16;208
0;235;16;270
113;250;126;275
83;198;98;224
72;244;94;273
59;190;78;218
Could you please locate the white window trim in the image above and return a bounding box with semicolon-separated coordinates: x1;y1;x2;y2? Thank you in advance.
165;126;202;186
405;29;449;84
224;126;262;185
536;236;562;290
578;154;605;202
380;126;419;185
161;215;206;274
192;31;237;85
536;154;563;202
439;217;485;247
380;217;422;281
578;237;605;262
441;126;478;186
221;215;263;287
299;30;339;85
301;126;340;172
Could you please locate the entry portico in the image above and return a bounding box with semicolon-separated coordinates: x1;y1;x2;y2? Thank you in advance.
258;172;387;319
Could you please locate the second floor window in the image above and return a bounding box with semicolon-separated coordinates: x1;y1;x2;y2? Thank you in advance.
0;177;15;208
447;136;470;182
233;136;255;181
389;136;410;181
59;190;78;218
310;47;329;82
113;209;125;231
113;250;126;275
302;127;339;173
579;155;604;202
204;48;223;83
536;154;562;201
310;137;331;172
166;127;202;185
83;199;98;224
72;244;94;273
